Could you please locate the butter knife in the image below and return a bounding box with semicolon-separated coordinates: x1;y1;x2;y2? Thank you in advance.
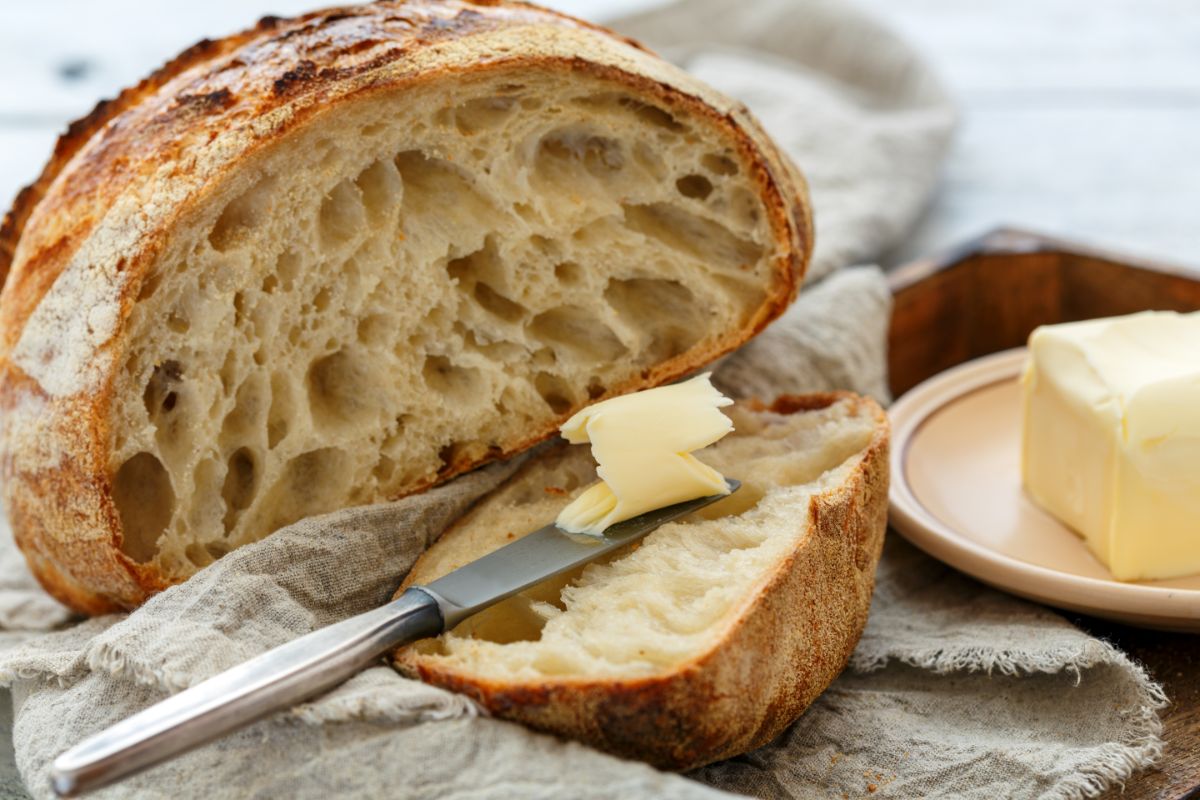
49;478;739;797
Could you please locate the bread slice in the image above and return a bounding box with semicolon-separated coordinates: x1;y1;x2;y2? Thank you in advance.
0;1;812;613
393;393;889;770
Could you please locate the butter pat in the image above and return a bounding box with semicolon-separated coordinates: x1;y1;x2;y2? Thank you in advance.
556;373;733;535
1021;310;1200;581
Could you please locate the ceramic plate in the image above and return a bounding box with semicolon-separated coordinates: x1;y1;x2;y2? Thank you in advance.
888;348;1200;631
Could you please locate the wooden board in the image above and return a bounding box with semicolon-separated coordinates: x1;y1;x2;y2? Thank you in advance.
887;228;1200;800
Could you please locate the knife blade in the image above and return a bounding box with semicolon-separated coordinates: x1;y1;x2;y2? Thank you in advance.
49;478;740;797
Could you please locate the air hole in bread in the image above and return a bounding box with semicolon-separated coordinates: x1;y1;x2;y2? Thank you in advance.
220;373;267;448
137;271;163;302
534;371;574;415
451;592;565;644
528;307;627;362
113;452;175;563
318;141;342;171
447;242;497;288
586;378;606;400
702;152;739;176
233;292;249;327
356;313;391;347
618;97;685;132
437;443;457;473
395;150;492;222
206;541;232;560
166;310;190;333
623;203;761;268
604;278;703;363
263;447;353;531
439;441;488;475
373;417;414;487
513;202;538;224
267;372;292;448
276;250;302;290
675;174;713;200
221;447;257;533
473;282;527;323
372;454;397;484
307;350;377;430
209;175;279;252
423;355;483;403
354;158;404;222
632;141;668;181
553;261;583;286
219;350;239;396
537;129;625;179
143;360;183;423
727;186;762;230
319;178;367;247
453;95;518;135
461;329;524;362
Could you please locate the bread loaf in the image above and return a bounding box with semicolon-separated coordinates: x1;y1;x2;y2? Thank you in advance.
394;393;889;770
0;1;811;613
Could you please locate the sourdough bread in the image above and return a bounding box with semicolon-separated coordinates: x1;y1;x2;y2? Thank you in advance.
0;1;812;612
394;393;889;770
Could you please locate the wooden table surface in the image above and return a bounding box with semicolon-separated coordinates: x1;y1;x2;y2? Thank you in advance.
1;2;1198;798
1075;617;1200;800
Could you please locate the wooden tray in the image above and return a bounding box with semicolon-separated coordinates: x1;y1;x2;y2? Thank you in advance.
886;228;1200;800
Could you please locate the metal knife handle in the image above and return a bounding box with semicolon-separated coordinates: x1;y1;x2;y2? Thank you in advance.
49;588;443;798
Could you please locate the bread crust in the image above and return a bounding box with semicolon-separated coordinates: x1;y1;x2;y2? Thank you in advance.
0;1;812;613
394;393;889;770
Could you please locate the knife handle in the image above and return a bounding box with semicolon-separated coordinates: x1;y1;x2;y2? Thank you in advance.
49;588;444;798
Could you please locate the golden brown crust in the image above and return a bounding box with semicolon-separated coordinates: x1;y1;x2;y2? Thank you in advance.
394;393;889;770
0;1;812;613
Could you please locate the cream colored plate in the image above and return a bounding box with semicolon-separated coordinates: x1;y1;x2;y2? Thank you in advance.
888;348;1200;631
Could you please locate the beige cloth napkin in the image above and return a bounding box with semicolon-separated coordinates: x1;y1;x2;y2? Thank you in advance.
0;1;1166;798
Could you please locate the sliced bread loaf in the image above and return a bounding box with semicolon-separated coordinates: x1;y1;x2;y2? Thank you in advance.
394;393;889;770
0;1;812;612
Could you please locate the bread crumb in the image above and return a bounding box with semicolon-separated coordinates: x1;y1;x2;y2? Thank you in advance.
867;785;877;794
544;486;567;496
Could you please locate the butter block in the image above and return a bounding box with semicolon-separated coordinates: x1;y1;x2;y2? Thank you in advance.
556;373;733;535
1021;310;1200;581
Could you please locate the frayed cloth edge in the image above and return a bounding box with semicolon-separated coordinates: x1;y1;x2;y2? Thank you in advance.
851;634;1169;799
1045;658;1168;800
850;638;1118;679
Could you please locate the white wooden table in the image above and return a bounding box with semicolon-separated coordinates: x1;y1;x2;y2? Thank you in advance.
853;0;1200;270
2;0;1199;271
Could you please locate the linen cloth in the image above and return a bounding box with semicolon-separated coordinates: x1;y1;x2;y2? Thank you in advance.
0;0;1166;798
